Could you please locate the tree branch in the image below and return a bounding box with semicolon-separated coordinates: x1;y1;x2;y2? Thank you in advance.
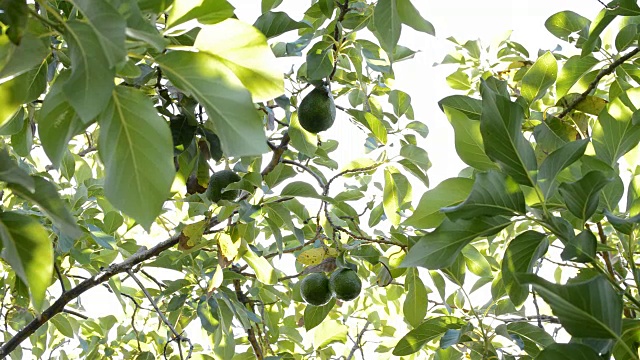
346;320;370;360
329;0;350;80
261;133;290;176
557;47;640;118
281;159;326;188
0;233;184;357
234;280;263;360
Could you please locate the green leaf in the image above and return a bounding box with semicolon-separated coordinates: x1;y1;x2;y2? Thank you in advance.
50;314;75;338
443;107;497;171
561;229;597;263
288;112;317;156
442;171;526;220
0;211;53;310
616;24;639;52
305;40;334;81
581;8;616;56
557;94;608;115
536;343;601;359
197;297;220;333
37;71;88;168
504;322;554;357
383;168;401;227
318;0;334;18
0;65;40;126
438;95;482;120
0;27;50;81
557;55;599;99
393;316;466;356
303;298;335;331
501;231;548;308
8;176;82;238
242;246;277;284
364;112;388;145
402;216;510;269
97;86;175;229
389;90;411;117
374;0;401;56
62;21;115;122
400;144;430;172
403;268;427;328
0;0;28;45
613;320;640;360
592;88;640;167
558;170;611;222
313;320;347;349
604;209;640;235
281;181;329;201
253;11;310;39
194;19;284;102
445;71;471;91
480;79;537;186
72;0;126;67
396;0;434;35
166;0;235;29
538;139;589;200
521;51;557;104
518;274;622;339
544;11;590;43
0;147;33;191
156;51;268;157
403;178;474;229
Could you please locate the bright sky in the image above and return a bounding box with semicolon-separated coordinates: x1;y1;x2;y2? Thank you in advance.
51;1;608;358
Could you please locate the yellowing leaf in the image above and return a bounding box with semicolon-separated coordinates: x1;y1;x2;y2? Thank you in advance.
296;247;339;265
217;233;239;262
556;93;608;115
178;220;207;250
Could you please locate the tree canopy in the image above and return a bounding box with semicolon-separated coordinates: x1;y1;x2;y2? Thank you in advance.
2;0;640;359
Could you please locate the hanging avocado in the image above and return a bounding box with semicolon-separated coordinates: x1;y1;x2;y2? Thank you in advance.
298;85;336;134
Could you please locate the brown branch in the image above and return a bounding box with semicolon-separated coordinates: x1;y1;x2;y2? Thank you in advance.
61;308;87;320
346;321;370;360
329;0;350;80
261;133;290;176
234;280;263;360
594;222;616;281
557;47;640;118
281;159;326;188
54;263;66;293
0;234;183;357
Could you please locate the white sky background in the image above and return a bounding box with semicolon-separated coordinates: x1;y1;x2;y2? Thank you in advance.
48;1;611;358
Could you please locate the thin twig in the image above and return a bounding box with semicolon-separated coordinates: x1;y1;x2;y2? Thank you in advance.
329;0;351;80
61;308;88;320
281;159;326;188
234;280;263;360
54;263;66;293
557;47;640;118
346;321;370;360
261;133;290;176
126;269;192;360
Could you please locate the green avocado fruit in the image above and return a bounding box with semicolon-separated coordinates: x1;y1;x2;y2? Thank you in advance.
300;272;333;306
206;170;241;202
329;268;362;301
298;86;336;134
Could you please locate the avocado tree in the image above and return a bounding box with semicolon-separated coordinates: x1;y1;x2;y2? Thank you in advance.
2;0;640;359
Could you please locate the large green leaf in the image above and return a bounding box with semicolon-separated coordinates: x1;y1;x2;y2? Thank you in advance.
538;139;589;200
544;11;590;43
536;343;602;359
501;231;548;308
0;147;33;191
504;322;555;357
521;51;557;104
402;216;510;269
403;268;427;328
374;0;401;56
156;51;268;157
72;0;126;67
561;229;597;263
396;0;434;35
0;0;28;45
97;86;175;229
438;95;482;120
253;11;310;39
194;19;284;102
480;79;537;186
313;320;347;349
442;171;526;220
0;27;50;81
556;55;599;99
592;88;640;167
443;107;497;171
581;8;616;56
0;65;42;126
305;40;334;81
0;211;53;310
558;170;611;222
37;71;88;167
62;20;115;122
518;274;622;339
197;297;220;333
303;298;335;331
242;245;277;284
288;112;317;157
8;176;83;238
403;177;473;229
383;168;403;227
393;316;466;356
166;0;235;29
